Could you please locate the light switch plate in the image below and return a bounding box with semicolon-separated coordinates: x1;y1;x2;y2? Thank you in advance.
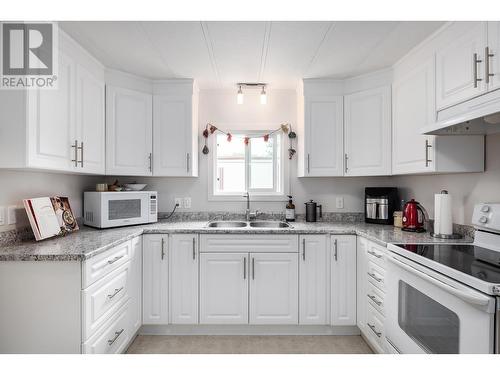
183;197;191;209
0;206;5;225
335;197;344;209
175;198;183;208
7;206;17;225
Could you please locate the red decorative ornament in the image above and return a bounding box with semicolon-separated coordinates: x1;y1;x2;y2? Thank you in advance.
263;134;269;142
209;125;217;134
244;137;250;145
227;133;232;142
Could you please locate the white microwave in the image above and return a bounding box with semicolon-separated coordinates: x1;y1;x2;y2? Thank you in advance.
84;191;158;228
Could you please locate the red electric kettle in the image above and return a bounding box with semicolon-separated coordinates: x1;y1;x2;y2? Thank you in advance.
402;199;428;232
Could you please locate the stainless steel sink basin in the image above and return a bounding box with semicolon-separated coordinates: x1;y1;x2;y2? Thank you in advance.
207;221;248;228
249;221;291;228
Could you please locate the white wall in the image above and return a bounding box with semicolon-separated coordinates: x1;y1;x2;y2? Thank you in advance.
0;170;101;232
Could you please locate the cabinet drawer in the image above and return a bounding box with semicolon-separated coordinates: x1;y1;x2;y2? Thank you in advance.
366;282;385;316
366;242;386;268
365;302;385;351
200;234;298;253
367;260;386;292
82;300;131;354
82;239;131;288
82;261;131;341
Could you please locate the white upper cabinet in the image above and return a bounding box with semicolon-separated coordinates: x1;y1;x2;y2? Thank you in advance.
330;235;357;326
299;235;329;325
344;86;391;176
153;81;198;177
169;234;199;324
299;93;344;176
436;22;488;110
487;22;500;91
106;86;153;176
0;30;105;174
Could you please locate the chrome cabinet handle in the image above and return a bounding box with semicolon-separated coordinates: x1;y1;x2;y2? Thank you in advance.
71;140;78;167
367;250;382;259
367;323;382;337
192;237;196;260
148;153;152;172
307;154;310;174
302;238;306;261
344;154;348;173
474;52;483;88
107;328;124;346
186;153;190;173
243;257;247;280
107;255;124;265
334;238;338;261
252;257;255;280
161;238;165;260
79;142;84;167
425;139;432;167
367;272;382;283
107;287;123;299
486;46;494;84
367;294;382;306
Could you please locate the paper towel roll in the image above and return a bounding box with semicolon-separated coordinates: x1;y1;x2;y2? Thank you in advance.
434;191;453;235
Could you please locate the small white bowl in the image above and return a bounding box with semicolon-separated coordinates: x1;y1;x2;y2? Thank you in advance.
124;183;147;191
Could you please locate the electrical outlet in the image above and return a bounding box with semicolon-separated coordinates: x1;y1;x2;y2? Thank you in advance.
335;197;344;209
175;198;183;208
0;206;5;225
7;206;17;225
183;197;191;209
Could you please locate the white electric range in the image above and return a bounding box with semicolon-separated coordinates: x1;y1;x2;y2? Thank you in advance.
385;203;500;354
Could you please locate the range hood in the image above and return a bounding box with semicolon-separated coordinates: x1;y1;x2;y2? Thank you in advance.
421;89;500;135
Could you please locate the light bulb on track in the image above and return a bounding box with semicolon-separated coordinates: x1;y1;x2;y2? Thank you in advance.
237;85;244;104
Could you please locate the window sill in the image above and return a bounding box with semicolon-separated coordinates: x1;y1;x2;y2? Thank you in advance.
208;193;287;202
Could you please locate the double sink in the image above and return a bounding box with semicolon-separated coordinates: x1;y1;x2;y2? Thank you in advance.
206;220;291;228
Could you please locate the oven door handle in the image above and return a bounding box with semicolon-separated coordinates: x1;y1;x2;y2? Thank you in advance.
386;254;492;308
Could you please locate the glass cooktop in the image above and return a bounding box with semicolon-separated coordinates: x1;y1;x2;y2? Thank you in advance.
394;243;500;284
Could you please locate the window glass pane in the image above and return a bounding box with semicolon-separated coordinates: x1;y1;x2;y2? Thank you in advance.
398;280;459;353
249;137;274;189
216;134;245;193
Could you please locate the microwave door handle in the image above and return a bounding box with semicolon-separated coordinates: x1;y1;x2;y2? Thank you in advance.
386;255;492;308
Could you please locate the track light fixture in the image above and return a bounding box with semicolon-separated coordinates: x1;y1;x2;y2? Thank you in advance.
236;83;267;105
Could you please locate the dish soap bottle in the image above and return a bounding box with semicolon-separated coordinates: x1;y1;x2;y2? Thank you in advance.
285;195;295;222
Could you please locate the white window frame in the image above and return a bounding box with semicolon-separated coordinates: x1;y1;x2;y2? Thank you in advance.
208;130;289;202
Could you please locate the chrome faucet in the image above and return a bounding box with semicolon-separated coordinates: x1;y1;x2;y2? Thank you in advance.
243;192;259;221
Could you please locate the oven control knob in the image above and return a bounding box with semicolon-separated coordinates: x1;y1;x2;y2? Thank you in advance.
481;205;490;213
479;216;488;224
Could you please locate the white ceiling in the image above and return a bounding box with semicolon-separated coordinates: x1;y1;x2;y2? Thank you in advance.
60;21;444;89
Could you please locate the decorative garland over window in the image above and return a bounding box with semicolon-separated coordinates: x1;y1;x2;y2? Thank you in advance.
202;123;297;159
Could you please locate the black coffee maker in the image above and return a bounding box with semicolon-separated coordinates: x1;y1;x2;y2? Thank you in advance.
365;187;399;225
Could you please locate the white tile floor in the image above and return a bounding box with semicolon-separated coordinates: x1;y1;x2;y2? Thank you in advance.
126;335;373;354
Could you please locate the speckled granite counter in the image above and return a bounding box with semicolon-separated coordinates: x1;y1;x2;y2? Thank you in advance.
0;220;473;261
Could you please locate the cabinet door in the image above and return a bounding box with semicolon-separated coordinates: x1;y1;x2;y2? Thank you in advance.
129;236;142;334
142;234;168;324
76;64;105;174
299;235;329;325
344;86;391;176
331;235;357;326
153;95;196;176
487;22;500;91
249;253;298;324
169;234;199;324
27;51;75;171
356;237;368;332
303;96;344;176
392;58;436;174
106;86;152;176
199;253;248;324
436;22;488;110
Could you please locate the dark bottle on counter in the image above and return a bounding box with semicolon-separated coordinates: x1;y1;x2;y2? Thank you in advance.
285;195;295;222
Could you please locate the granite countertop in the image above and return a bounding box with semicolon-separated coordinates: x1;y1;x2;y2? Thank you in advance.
0;220;473;261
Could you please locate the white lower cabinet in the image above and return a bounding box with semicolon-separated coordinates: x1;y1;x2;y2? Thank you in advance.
199;252;249;324
169;234;199;324
356;237;368;330
330;235;357;326
299;235;329;325
129;236;142;335
142;234;169;324
249;253;299;325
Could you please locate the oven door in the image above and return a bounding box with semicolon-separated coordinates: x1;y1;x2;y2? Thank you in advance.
101;192;151;228
385;252;495;354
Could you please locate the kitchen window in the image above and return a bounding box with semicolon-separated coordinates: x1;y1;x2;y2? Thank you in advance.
210;131;286;200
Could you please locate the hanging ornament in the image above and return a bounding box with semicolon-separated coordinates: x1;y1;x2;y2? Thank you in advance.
209;125;217;134
281;124;289;134
203;128;209;138
227;133;232;142
288;131;296;139
288;148;296;160
263;134;269;142
244;137;250;145
202;144;209;154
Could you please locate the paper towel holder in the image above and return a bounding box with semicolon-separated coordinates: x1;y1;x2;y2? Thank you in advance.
431;190;463;239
